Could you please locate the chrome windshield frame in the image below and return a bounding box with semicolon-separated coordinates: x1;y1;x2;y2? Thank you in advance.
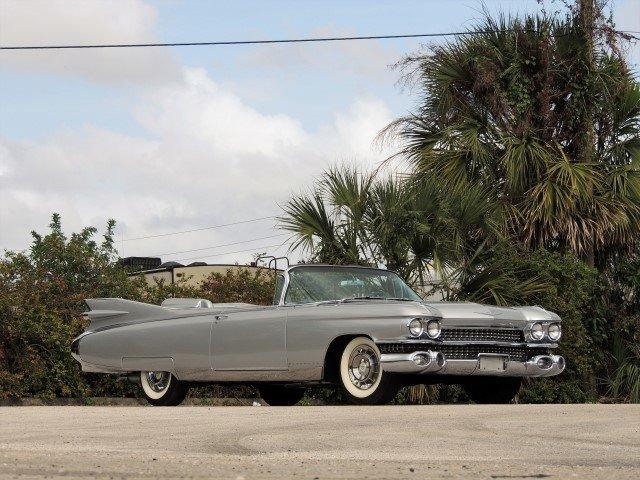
278;264;421;306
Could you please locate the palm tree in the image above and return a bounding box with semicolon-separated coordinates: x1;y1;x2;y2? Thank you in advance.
384;13;640;267
280;166;550;304
279;167;373;266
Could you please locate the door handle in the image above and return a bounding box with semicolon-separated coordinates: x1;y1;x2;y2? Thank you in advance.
214;314;228;323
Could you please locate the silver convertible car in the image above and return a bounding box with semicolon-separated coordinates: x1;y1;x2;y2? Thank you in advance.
71;264;565;406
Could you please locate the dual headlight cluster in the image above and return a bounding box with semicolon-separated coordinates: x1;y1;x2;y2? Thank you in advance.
408;317;441;339
529;322;562;342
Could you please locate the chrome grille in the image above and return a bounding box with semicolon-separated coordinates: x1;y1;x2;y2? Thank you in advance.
440;328;524;343
440;345;545;361
378;343;547;362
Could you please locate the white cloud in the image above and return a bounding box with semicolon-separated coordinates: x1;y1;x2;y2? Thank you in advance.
0;67;395;263
135;68;309;159
239;26;402;79
0;0;180;84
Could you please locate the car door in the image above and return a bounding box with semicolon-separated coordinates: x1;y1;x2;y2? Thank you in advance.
210;306;288;371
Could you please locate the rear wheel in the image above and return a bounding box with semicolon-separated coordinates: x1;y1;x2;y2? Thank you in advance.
140;371;189;406
463;377;522;404
258;385;305;406
338;337;399;405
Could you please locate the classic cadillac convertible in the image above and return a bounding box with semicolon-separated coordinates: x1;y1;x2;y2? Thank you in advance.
71;264;565;406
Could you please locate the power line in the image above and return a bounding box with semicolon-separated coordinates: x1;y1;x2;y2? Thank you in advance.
121;215;278;242
173;242;286;263
149;233;288;257
0;32;493;50
3;30;637;50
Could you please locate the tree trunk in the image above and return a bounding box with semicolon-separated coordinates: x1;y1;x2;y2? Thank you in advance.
578;0;597;267
578;0;596;159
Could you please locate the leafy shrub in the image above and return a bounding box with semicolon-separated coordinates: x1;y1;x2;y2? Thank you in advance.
471;247;607;403
479;247;607;403
0;215;137;398
199;268;276;305
605;329;640;403
0;215;274;399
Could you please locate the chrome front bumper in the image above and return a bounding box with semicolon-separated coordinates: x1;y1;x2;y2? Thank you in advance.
380;351;565;377
380;350;446;374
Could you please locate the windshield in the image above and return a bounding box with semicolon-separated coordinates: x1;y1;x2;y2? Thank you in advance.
284;266;422;305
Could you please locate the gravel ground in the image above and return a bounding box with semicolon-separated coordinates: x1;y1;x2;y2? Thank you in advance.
0;404;638;479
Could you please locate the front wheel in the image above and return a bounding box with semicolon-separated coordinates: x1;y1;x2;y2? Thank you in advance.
140;371;189;406
338;337;399;405
463;377;522;404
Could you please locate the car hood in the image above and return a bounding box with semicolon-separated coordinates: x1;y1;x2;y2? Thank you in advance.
422;301;560;328
326;298;560;329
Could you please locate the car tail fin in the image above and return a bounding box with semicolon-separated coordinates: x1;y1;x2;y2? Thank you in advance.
84;298;169;330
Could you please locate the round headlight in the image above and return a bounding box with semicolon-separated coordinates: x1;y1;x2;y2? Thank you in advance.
530;322;544;340
426;319;441;339
548;323;561;341
408;318;423;337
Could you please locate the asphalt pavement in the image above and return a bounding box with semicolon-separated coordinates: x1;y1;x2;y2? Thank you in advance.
0;404;638;479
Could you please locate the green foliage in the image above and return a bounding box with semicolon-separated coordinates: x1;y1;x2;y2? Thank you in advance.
405;248;613;404
604;256;640;402
481;248;607;403
0;214;137;398
386;11;640;264
0;215;275;399
199;268;276;305
606;330;640;403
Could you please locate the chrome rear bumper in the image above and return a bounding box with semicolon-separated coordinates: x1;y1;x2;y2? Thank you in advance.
380;351;565;377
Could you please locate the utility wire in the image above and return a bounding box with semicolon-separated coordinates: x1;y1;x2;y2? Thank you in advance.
3;30;637;50
174;242;286;263
0;32;500;50
149;233;287;257
121;215;277;242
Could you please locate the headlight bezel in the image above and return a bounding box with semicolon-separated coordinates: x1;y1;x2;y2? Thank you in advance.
530;322;545;341
527;321;562;342
408;318;424;337
406;317;442;339
547;323;562;341
425;319;442;339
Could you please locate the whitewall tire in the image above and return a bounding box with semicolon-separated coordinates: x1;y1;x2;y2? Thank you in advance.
139;371;189;406
338;337;399;405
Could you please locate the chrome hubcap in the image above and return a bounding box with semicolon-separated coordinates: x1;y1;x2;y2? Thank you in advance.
348;345;380;390
145;371;170;392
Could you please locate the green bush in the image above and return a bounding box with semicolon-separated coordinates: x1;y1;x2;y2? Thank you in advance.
0;215;274;399
456;245;635;404
512;249;607;403
0;215;137;398
199;268;276;305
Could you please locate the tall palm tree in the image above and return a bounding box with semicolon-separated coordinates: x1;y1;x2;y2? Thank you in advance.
384;13;640;267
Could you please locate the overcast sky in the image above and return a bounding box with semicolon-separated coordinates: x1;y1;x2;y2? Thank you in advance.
1;0;638;265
